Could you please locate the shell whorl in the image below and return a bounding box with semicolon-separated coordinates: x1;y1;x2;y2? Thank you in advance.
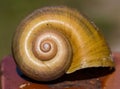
13;27;72;81
12;6;114;81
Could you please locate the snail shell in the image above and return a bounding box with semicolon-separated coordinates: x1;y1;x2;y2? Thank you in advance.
12;6;114;81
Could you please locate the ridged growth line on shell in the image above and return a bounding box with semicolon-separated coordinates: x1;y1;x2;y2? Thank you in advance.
12;6;114;81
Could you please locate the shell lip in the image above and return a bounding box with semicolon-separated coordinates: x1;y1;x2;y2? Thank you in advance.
66;66;115;80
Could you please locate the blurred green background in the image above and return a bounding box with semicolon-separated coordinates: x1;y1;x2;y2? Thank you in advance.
0;0;120;61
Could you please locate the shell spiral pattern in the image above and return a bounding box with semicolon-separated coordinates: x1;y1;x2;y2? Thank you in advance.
12;6;114;81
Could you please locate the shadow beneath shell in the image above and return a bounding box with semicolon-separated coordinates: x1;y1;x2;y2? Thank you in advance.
16;66;115;84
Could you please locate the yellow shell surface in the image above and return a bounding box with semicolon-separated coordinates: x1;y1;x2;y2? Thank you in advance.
13;6;114;75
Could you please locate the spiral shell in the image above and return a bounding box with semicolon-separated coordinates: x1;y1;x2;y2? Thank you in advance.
12;6;114;81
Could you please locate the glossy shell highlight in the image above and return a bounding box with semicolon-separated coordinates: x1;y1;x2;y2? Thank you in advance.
12;6;114;81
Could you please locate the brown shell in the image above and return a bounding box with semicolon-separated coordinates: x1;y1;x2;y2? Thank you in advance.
12;6;114;81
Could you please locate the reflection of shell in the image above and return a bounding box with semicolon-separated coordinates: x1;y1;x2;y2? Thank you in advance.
12;6;114;81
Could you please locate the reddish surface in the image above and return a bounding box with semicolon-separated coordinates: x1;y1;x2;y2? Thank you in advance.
1;56;50;89
0;52;120;89
100;52;120;89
